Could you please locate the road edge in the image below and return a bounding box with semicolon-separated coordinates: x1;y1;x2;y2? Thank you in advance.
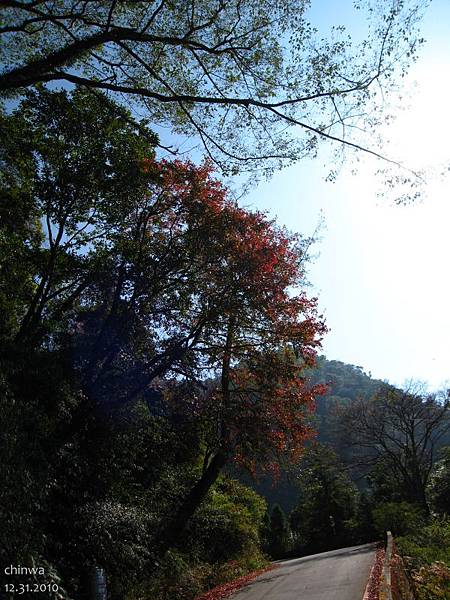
363;543;385;600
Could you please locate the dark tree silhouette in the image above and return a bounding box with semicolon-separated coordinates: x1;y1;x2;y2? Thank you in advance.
337;382;450;510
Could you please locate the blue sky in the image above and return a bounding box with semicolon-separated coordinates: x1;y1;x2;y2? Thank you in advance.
245;0;450;389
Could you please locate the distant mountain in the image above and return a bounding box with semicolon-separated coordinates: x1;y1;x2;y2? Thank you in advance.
243;357;385;511
310;357;385;448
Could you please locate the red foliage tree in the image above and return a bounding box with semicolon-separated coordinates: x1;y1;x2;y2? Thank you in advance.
151;159;328;551
4;88;326;551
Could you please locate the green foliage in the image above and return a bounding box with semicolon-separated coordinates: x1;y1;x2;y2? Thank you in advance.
0;86;155;340
210;555;267;586
427;448;450;515
265;504;292;559
366;458;407;505
310;358;382;402
0;0;426;183
372;502;424;537
411;563;450;600
136;550;212;600
342;491;378;544
124;478;269;600
289;443;358;553
183;478;267;563
397;516;450;569
76;501;153;575
310;359;383;446
396;517;450;600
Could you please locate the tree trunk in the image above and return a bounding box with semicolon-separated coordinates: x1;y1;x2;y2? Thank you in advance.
156;449;228;557
155;317;235;558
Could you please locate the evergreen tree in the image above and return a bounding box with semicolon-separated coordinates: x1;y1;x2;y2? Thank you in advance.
267;504;292;559
290;443;357;553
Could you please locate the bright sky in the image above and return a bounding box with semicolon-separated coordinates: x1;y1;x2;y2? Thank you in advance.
245;0;450;390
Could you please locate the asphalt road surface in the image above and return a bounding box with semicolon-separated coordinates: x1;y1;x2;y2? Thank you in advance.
230;543;377;600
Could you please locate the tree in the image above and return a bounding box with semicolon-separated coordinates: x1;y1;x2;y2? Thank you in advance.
3;87;322;407
0;0;426;178
289;443;358;552
427;447;450;515
371;501;423;537
266;504;292;559
337;383;450;511
0;87;327;566
153;177;329;550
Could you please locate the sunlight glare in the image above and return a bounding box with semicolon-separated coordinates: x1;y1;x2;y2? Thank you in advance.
388;61;450;170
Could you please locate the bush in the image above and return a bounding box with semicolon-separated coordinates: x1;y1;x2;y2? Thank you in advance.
59;500;155;599
410;563;450;600
132;550;212;600
211;554;267;586
183;478;267;563
396;516;450;569
372;502;424;537
127;478;269;600
396;517;450;600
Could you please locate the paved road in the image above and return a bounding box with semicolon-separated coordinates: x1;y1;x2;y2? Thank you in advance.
230;543;377;600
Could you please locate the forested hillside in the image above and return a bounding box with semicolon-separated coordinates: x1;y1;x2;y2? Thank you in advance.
311;357;384;443
248;357;384;510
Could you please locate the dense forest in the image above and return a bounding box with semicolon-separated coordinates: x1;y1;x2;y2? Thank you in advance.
2;1;450;599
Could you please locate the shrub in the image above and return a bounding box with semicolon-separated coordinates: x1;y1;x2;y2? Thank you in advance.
132;551;212;600
128;478;268;600
211;554;267;586
396;517;450;600
182;478;267;563
410;563;450;600
372;502;424;537
66;500;155;599
396;516;450;570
